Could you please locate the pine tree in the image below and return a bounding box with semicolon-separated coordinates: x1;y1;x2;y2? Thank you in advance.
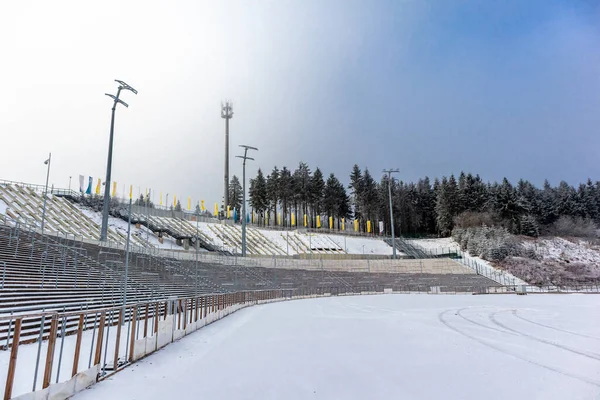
249;168;268;225
228;175;243;212
174;200;182;212
309;168;325;227
278;167;294;226
266;167;280;226
348;164;363;221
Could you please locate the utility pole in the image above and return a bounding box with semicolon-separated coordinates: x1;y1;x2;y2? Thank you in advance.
383;169;399;259
221;101;234;216
236;145;258;257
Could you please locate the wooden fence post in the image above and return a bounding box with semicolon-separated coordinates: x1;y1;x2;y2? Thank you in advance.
129;306;138;363
43;314;59;389
3;318;22;400
143;303;149;338
72;314;85;377
94;312;106;366
113;308;124;371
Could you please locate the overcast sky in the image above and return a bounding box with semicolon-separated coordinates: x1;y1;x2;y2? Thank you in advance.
2;0;599;207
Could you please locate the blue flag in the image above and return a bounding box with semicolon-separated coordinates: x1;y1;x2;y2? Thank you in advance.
233;208;238;221
85;176;92;194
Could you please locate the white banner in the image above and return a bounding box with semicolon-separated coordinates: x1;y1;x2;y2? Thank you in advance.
78;175;84;192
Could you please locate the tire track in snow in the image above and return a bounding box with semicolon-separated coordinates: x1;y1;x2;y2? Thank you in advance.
438;309;600;388
489;311;600;362
513;310;600;341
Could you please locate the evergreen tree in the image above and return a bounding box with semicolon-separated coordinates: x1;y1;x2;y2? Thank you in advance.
293;162;312;223
266;167;280;225
228;175;243;212
249;168;268;225
348;164;363;221
278;167;294;226
309;168;325;227
174;200;182;212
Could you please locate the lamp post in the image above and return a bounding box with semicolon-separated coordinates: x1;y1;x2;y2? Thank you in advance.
100;80;137;241
40;153;51;234
236;145;258;257
68;176;72;191
383;169;399;259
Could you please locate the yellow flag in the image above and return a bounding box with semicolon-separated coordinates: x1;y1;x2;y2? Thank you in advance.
367;220;372;233
160;192;163;206
111;182;116;197
317;215;321;228
173;195;177;207
354;219;359;232
277;213;281;226
95;178;101;195
227;205;231;218
252;211;254;223
291;213;296;226
304;214;307;227
342;218;345;231
201;200;205;211
214;202;219;216
129;185;133;200
187;197;191;210
329;216;333;229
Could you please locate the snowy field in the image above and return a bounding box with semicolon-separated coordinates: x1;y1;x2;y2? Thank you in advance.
74;294;600;400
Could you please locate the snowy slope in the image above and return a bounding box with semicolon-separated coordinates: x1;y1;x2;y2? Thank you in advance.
523;237;600;266
73;294;600;400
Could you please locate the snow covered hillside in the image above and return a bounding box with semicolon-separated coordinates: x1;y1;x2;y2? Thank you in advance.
73;294;600;400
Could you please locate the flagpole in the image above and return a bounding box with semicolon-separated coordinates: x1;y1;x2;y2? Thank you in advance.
41;152;51;234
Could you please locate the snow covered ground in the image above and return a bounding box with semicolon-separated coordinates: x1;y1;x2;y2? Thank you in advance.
73;294;600;400
78;208;178;250
523;237;600;267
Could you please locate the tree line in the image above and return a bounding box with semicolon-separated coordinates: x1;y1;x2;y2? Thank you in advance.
246;162;600;237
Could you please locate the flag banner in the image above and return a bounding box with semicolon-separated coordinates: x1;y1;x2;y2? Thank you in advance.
367;220;372;233
214;203;219;216
85;177;92;194
174;195;177;207
251;211;254;223
201;200;205;211
227;206;231;218
379;221;384;235
129;185;133;200
160;192;163;206
354;219;359;232
304;214;307;227
233;208;238;221
291;213;296;226
342;218;345;231
317;215;321;228
246;213;250;223
187;197;191;210
329;216;333;229
95;178;101;195
112;182;117;197
79;175;84;192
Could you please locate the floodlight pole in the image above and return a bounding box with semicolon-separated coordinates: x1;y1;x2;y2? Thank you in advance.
100;80;137;241
383;169;400;259
237;145;258;257
221;101;234;216
40;152;52;234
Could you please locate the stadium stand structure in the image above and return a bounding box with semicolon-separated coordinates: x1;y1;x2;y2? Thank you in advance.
0;221;502;343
